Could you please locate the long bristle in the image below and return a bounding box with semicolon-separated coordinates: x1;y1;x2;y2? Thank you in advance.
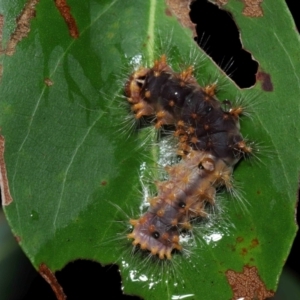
116;29;260;266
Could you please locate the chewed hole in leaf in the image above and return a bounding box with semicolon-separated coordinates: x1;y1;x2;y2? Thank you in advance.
190;0;259;88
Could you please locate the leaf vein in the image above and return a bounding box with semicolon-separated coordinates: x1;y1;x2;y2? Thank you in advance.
52;111;105;228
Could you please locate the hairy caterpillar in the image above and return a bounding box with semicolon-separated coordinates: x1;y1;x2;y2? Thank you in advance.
124;55;254;259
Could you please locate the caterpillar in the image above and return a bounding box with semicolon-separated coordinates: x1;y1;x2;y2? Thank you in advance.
124;55;253;260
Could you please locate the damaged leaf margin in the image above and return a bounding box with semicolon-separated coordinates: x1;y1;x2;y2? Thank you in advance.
165;0;196;36
0;0;78;60
54;0;79;38
226;266;275;300
39;263;66;300
0;135;13;206
2;0;39;56
211;0;264;17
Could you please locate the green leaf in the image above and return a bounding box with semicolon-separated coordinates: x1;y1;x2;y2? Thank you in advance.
0;0;298;299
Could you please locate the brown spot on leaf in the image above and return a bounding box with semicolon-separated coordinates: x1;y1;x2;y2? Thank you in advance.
257;72;273;91
226;266;274;300
44;78;54;86
240;248;248;256
242;0;264;17
165;8;172;17
15;236;21;243
236;237;244;243
5;0;39;56
101;180;107;186
250;238;259;248
39;263;66;300
165;0;196;37
256;71;273;91
54;0;79;38
0;135;13;205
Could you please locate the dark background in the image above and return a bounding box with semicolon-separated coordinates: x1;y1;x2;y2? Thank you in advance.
1;0;300;299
